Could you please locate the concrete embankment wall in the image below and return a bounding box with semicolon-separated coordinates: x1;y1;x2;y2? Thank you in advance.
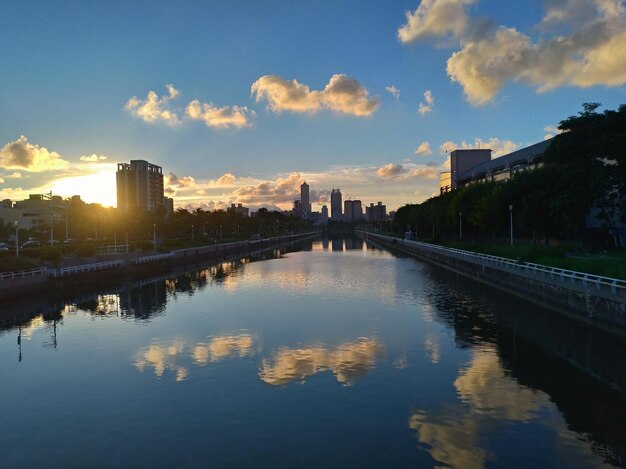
359;231;626;335
0;232;321;301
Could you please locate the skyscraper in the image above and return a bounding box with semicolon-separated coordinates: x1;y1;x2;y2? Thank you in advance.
343;199;363;222
300;182;311;218
116;160;164;212
331;188;342;221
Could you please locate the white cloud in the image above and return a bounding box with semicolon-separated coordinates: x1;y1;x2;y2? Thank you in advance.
377;163;407;178
231;173;304;205
79;154;108;162
402;0;626;105
385;85;401;99
125;84;181;125
415;141;433;156
418;90;435;114
251;74;380;117
0;136;70;172
6;172;24;179
216;172;236;186
0;177;4;183
186;100;255;129
398;0;476;44
439;137;518;157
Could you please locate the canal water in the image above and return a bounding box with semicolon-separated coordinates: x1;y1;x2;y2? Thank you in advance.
1;237;625;468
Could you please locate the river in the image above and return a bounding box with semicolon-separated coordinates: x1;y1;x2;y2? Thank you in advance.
1;236;624;468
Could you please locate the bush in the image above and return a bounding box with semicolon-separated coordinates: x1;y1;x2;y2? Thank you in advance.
75;244;97;257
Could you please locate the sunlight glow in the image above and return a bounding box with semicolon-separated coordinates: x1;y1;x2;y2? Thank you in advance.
50;168;117;207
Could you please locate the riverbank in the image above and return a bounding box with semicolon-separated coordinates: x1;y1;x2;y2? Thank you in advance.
358;231;626;337
0;231;321;301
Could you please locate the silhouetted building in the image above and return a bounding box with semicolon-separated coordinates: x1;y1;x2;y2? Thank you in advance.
366;201;386;223
164;197;174;216
343;199;363;222
321;205;329;224
300;182;311;219
116;160;164;212
227;203;249;217
331;189;342;221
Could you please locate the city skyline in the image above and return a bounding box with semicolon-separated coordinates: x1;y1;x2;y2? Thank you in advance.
2;0;625;211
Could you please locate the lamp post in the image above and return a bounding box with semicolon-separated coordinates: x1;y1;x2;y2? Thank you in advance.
509;205;514;247
192;224;195;241
153;223;156;250
459;212;463;240
14;221;19;259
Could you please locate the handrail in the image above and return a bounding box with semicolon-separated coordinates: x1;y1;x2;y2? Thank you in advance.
0;267;48;281
133;253;175;264
358;231;626;292
49;260;124;278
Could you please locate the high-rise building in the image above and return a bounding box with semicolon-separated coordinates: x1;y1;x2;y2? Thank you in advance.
366;201;386;223
343;199;363;222
330;189;342;221
116;160;164;212
300;182;311;218
321;205;329;224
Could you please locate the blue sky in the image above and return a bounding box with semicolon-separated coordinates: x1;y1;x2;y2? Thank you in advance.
1;0;625;211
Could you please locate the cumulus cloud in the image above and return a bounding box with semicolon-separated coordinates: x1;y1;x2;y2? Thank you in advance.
418;90;435;114
415;141;433;156
251;74;379;117
186;100;255;129
216;172;236;186
79;154;108;162
166;172;195;188
385;85;401;99
398;0;476;44
377;163;407;178
0;136;70;172
439;137;518;157
231;173;304;205
125;84;181;125
401;0;626;105
6;172;24;179
377;163;437;180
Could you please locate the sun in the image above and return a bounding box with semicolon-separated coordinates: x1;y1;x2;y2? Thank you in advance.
50;168;117;207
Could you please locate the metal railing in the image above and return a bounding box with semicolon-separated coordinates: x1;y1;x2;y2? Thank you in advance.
133;253;175;264
359;231;626;294
48;260;124;278
0;268;48;281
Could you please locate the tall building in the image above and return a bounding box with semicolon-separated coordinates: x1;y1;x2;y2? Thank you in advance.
366;202;386;223
300;182;311;219
228;203;250;217
116;160;164;212
320;205;329;224
331;188;342;221
343;199;363;222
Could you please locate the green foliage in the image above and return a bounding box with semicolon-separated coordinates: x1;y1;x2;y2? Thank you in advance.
395;103;626;245
75;244;97;258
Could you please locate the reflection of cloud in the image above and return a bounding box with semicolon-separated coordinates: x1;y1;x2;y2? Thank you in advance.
424;336;440;364
259;338;384;386
409;411;485;469
193;334;255;365
454;349;544;421
409;347;548;468
134;339;188;382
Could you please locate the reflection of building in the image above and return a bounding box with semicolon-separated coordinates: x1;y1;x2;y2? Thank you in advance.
227;203;249;217
331;189;342;221
116;160;165;212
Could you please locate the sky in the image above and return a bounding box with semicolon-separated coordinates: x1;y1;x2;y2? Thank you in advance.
1;0;625;212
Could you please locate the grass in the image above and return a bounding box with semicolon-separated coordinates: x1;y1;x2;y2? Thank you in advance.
437;240;626;280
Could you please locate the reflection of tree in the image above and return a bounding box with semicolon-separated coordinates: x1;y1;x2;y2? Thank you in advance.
259;338;384;386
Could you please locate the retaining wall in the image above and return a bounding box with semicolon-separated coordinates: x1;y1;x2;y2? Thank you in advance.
359;231;626;335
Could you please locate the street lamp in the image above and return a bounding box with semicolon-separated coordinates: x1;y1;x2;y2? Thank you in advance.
14;221;19;259
192;224;195;241
153;223;157;250
459;212;463;240
509;205;514;247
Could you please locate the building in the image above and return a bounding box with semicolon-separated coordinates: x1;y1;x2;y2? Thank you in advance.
440;139;553;194
320;205;329;224
227;203;250;217
365;202;386;223
300;182;311;219
116;160;165;212
164;197;174;217
330;189;342;221
343;199;363;222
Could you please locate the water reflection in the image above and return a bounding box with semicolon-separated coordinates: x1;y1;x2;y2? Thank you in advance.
135;333;257;381
259;338;384;386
